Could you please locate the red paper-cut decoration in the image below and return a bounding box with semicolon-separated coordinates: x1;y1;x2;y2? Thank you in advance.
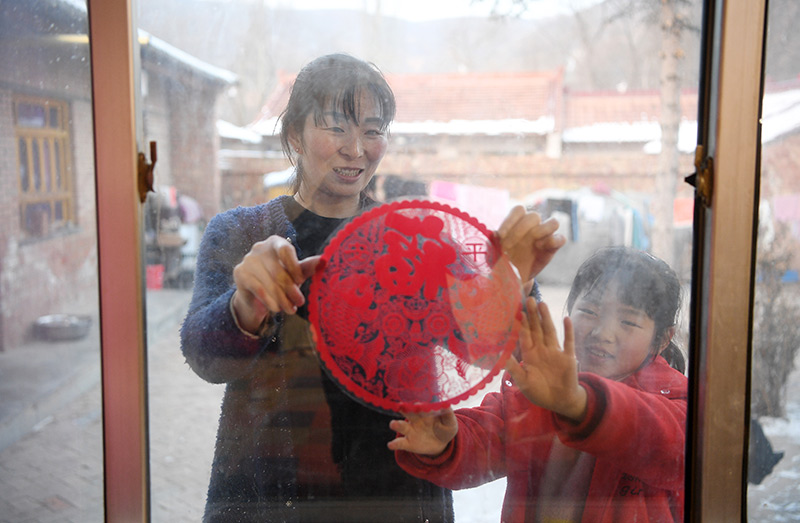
308;200;523;415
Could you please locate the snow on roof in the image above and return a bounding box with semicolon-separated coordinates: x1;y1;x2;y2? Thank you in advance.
563;121;659;143
52;1;236;85
563;120;697;154
391;117;554;136
59;0;87;13
249;69;563;135
250;116;553;137
564;86;800;150
248;68;800;146
139;30;237;85
761;87;800;143
263;167;294;188
250;116;281;137
217;120;262;144
52;2;236;85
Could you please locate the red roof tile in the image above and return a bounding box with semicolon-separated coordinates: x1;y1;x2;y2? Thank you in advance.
565;88;699;128
250;69;711;133
385;70;563;123
251;69;564;128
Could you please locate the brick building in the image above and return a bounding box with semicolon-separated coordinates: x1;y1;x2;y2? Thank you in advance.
242;69;701;204
0;0;234;351
229;68;799;279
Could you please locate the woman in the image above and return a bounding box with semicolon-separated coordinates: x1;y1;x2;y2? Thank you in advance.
181;53;563;522
181;53;456;523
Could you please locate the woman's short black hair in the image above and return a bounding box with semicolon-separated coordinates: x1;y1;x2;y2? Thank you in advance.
278;53;396;193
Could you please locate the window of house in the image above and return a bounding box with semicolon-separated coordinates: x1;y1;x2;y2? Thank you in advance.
136;1;709;521
14;96;74;237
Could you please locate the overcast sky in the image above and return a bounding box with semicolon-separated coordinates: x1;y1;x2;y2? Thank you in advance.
263;0;601;21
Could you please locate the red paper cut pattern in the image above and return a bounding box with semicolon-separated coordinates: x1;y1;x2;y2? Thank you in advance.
308;200;523;415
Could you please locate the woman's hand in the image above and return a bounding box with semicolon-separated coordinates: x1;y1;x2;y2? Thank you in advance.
387;409;459;457
497;205;566;286
231;235;322;334
505;298;587;422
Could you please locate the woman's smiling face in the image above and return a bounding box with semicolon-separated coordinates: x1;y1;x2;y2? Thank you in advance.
291;90;388;214
570;280;659;380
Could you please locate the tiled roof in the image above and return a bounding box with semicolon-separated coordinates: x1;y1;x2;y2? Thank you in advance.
250;69;564;131
249;70;800;142
386;70;563;123
565;88;699;128
249;71;295;130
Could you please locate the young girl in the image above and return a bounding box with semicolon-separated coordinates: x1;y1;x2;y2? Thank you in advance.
388;246;687;522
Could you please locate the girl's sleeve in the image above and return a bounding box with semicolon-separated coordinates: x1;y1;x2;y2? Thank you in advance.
179;208;281;383
395;391;510;489
554;371;687;491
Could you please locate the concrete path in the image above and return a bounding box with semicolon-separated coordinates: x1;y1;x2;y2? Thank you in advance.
1;285;798;522
0;289;203;523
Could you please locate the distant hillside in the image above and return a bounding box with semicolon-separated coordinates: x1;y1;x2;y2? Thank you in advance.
137;0;798;126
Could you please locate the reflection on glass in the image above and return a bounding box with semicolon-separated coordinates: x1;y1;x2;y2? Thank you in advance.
17;102;47;128
55;140;62;188
44;140;52;191
32;139;41;191
0;1;102;522
18;139;29;191
138;0;700;521
747;0;800;519
49;106;60;129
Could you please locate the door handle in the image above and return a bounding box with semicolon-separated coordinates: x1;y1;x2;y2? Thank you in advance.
137;140;157;203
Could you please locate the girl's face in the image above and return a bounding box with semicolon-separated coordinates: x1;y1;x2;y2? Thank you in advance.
570;280;660;380
290;91;388;214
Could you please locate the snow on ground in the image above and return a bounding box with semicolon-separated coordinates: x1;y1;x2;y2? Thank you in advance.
749;354;800;521
453;480;507;523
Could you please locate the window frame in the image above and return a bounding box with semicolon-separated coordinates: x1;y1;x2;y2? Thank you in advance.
85;0;769;520
87;0;150;520
684;0;767;520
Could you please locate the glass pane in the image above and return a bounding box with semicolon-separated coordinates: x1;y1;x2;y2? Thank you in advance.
139;0;701;521
32;139;41;191
49;106;60;129
24;202;52;236
55;140;62;189
0;1;103;522
16;102;46;128
747;0;800;519
43;139;52;191
18;138;29;192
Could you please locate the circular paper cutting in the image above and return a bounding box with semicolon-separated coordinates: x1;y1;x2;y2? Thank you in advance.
308;200;523;415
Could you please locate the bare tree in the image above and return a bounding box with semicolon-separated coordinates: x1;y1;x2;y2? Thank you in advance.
613;0;696;267
752;224;800;417
477;0;699;267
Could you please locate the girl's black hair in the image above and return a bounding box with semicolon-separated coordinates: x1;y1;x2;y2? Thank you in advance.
565;246;685;374
278;53;397;194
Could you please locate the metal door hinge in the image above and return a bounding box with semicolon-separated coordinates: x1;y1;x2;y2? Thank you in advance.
686;144;713;207
137;141;157;203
